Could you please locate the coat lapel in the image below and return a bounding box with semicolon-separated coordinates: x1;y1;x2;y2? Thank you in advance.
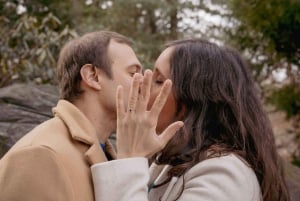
84;142;108;165
148;164;173;201
149;163;172;185
84;140;117;166
53;100;116;166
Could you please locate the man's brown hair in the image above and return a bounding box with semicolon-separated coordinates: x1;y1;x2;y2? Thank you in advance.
57;31;132;101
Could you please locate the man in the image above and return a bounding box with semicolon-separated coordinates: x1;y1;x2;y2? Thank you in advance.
0;31;142;201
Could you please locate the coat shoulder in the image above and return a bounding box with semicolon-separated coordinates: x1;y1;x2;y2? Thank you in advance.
6;117;70;153
167;154;261;201
0;145;74;201
185;154;260;190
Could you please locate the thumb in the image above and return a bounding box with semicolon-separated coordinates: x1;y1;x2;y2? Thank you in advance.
158;121;184;148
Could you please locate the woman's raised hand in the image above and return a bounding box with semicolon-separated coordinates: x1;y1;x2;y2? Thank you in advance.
116;70;184;159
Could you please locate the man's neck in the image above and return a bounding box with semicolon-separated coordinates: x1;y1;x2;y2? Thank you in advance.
73;98;116;144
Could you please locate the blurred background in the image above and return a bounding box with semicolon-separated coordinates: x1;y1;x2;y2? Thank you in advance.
0;0;299;167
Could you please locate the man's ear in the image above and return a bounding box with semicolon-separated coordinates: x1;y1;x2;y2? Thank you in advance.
80;64;102;90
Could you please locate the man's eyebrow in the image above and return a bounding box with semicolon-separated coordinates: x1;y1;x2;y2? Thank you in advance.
127;63;143;71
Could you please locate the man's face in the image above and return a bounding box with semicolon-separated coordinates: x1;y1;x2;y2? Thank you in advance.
100;39;142;115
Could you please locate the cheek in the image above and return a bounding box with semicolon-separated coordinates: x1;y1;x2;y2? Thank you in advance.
158;95;176;126
148;87;177;133
147;88;159;110
119;75;132;89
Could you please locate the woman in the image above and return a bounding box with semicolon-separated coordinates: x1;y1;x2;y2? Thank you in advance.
91;39;290;201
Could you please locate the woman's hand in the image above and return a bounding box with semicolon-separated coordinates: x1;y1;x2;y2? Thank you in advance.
116;70;184;159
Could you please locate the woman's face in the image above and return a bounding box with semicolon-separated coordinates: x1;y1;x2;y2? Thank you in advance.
148;47;178;134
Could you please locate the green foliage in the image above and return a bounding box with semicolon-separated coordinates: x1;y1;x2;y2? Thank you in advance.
223;0;300;119
234;0;300;61
226;0;300;72
79;0;186;69
292;158;300;168
0;2;77;86
1;0;200;82
268;84;300;118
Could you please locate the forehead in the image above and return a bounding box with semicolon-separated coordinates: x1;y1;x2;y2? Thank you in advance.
108;39;141;71
154;46;174;77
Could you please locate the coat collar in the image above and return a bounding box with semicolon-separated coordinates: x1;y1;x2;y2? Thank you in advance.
149;163;172;186
52;100;116;165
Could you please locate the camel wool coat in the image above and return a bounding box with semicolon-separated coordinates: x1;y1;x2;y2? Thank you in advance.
0;100;116;201
91;154;262;201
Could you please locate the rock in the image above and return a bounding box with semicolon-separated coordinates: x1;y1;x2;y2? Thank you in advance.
285;161;300;201
268;107;300;161
0;83;59;156
0;83;117;156
0;83;300;199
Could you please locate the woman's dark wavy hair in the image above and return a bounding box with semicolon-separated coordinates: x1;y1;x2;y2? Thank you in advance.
154;39;290;201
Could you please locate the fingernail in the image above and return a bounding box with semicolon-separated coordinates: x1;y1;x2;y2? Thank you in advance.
145;69;153;76
165;80;172;87
178;121;184;127
136;73;143;80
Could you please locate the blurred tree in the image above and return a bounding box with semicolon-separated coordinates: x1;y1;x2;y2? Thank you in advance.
71;0;227;68
223;0;300;161
268;84;300;118
224;0;300;82
0;1;77;86
1;0;227;85
76;0;189;68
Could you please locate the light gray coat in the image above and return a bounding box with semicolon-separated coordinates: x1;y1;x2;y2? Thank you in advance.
92;154;262;201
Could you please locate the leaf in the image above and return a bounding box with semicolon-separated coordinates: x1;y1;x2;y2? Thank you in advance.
38;49;46;64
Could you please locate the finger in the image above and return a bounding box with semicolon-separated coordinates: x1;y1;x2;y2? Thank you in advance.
116;85;125;119
140;69;152;101
158;121;184;148
149;79;172;118
127;73;142;113
137;70;152;112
